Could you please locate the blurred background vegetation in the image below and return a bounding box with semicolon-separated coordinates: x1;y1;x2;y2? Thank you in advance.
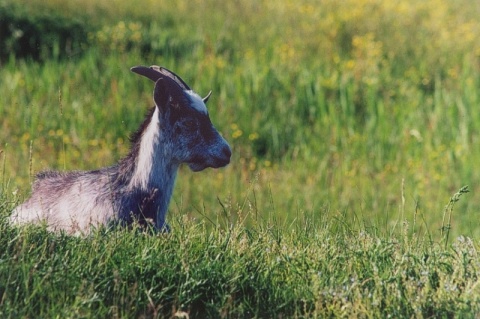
1;0;480;239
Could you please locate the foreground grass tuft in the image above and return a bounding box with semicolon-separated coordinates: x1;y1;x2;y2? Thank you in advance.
1;205;480;318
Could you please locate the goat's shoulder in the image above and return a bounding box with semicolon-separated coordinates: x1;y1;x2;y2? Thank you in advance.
32;170;78;191
29;169;117;208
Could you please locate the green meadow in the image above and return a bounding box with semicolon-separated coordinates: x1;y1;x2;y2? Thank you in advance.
1;0;480;317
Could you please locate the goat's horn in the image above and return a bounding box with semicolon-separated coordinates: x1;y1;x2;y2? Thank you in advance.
130;66;162;82
131;65;194;93
203;91;212;103
158;67;191;91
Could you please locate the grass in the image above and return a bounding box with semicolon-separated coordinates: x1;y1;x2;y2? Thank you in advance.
1;201;480;318
1;0;480;317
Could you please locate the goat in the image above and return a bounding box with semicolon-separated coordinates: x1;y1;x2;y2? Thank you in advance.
10;65;231;234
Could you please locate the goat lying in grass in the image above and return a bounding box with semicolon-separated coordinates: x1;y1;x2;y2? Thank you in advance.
10;66;231;234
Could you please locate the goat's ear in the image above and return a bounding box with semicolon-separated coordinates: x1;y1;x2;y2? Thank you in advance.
203;91;212;103
153;79;170;110
153;78;185;111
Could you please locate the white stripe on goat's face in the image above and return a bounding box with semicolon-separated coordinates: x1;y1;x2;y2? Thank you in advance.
185;90;208;114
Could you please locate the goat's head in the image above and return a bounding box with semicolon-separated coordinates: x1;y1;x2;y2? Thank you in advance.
131;65;231;172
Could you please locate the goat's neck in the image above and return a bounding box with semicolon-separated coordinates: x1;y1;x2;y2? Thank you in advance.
143;151;178;229
116;107;179;229
123;106;179;203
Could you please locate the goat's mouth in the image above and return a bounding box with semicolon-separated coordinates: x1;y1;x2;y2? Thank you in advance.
187;155;231;172
187;162;206;172
187;146;231;172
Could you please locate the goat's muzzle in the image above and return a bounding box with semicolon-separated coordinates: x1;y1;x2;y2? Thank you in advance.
214;145;232;168
187;145;231;172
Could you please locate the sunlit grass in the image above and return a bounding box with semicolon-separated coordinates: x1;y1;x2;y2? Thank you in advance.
2;0;480;234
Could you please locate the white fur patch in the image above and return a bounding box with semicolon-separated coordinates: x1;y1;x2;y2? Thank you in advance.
186;90;208;114
129;107;160;190
10;175;115;235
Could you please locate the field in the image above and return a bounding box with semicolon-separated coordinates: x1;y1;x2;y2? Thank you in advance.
1;0;480;317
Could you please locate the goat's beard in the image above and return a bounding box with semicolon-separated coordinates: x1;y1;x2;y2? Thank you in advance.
187;162;207;172
188;160;229;172
186;153;230;172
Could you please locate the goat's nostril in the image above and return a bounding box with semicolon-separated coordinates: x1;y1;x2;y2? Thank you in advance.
223;147;232;159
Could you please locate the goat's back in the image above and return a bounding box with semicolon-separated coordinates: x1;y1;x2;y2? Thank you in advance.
10;169;116;234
